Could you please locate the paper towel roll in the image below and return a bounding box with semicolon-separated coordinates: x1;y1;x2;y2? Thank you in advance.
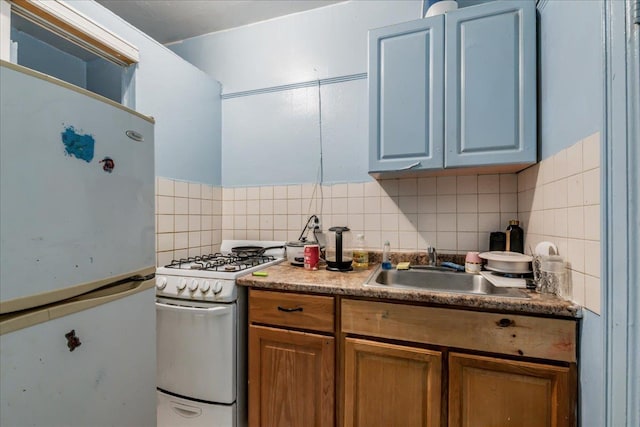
535;241;558;256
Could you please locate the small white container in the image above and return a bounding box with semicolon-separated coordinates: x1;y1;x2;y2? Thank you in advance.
425;0;458;18
537;255;569;297
465;251;482;274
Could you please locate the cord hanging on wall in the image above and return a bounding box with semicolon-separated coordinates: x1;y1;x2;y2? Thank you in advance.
305;74;325;221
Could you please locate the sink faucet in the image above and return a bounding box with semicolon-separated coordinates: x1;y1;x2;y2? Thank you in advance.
426;245;437;266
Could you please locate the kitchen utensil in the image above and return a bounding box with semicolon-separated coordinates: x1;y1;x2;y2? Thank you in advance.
231;245;284;258
480;271;527;288
505;219;524;253
534;241;559;256
536;255;568;296
287;214;322;266
325;226;353;272
478;251;533;274
489;232;506;251
465;251;482;274
285;240;307;266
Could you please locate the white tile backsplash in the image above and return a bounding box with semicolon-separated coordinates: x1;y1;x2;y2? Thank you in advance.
174;181;189;198
157;196;174;215
209;174;521;256
478;194;500;213
417;177;437;195
155;178;223;266
457;194;478;213
478;174;500;194
457;175;478;194
398;179;418;196
155;133;601;315
174;197;188;215
436;176;457;194
517;131;601;314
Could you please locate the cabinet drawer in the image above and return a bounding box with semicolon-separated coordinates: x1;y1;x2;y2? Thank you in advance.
341;299;577;363
249;289;334;333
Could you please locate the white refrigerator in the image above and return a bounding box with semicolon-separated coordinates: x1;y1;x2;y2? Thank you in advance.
0;60;156;426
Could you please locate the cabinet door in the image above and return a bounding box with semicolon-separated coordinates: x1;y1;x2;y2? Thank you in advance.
249;325;334;427
369;17;445;173
343;338;442;427
449;353;575;427
445;1;536;168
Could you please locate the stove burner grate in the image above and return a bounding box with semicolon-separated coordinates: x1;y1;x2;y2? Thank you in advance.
165;253;277;272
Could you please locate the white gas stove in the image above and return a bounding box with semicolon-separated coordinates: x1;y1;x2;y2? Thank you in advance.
155;240;285;302
156;240;285;427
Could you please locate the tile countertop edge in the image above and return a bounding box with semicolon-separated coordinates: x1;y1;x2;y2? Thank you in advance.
237;264;582;319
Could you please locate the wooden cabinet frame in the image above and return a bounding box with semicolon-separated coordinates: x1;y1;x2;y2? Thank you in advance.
248;290;578;427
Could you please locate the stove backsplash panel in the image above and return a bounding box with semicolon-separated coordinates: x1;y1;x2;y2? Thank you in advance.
220;174;519;255
155;177;223;267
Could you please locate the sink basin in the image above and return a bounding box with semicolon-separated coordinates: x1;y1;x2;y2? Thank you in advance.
364;265;530;299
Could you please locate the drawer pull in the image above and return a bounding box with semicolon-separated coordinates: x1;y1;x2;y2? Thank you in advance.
277;306;303;313
497;318;514;327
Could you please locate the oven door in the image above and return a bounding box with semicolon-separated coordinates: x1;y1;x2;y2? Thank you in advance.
156;299;236;403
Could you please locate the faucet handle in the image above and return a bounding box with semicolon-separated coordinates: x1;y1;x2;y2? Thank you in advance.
426;245;437;265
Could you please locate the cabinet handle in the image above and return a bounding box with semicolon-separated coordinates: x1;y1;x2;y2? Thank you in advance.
277;306;303;313
398;161;421;171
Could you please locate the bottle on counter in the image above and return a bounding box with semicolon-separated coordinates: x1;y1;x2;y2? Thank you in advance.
352;234;369;270
505;220;524;253
381;241;392;270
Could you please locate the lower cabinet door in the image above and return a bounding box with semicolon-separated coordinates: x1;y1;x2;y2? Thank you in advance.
343;338;442;427
248;325;334;427
448;353;575;427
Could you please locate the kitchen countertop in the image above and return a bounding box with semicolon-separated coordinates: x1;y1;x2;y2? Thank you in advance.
237;262;582;318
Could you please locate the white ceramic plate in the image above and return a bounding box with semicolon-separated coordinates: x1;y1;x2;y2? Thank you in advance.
480;271;527;288
479;251;533;274
479;251;533;262
484;265;532;274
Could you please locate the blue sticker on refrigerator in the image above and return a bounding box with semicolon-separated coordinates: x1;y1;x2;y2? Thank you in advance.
61;126;95;162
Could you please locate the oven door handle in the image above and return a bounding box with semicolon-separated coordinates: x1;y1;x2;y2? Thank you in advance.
156;302;232;316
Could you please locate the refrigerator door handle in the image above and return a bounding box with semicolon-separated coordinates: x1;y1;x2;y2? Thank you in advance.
169;401;202;418
155;302;232;316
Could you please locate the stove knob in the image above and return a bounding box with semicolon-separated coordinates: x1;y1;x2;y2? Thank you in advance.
212;281;223;295
200;281;211;293
188;279;199;292
177;278;187;291
155;276;167;290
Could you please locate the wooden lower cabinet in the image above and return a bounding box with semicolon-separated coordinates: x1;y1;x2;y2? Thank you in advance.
343;338;442;427
248;324;335;427
448;353;575;427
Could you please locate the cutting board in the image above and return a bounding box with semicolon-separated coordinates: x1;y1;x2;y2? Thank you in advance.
480;271;527;288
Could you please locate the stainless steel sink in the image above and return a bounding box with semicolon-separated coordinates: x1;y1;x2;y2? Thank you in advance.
364;265;530;299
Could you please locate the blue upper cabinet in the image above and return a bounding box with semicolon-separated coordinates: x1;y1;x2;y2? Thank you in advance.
369;17;445;173
445;1;536;168
368;1;536;176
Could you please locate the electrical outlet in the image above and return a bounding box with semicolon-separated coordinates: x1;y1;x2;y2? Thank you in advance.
313;216;321;231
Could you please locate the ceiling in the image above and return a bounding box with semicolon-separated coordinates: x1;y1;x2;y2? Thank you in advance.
95;0;347;45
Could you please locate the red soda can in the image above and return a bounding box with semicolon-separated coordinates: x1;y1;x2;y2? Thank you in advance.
304;244;320;270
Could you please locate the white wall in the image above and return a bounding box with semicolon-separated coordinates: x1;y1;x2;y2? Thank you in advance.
67;0;222;185
169;0;423;94
537;0;604;425
11;29;87;88
169;0;422;187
